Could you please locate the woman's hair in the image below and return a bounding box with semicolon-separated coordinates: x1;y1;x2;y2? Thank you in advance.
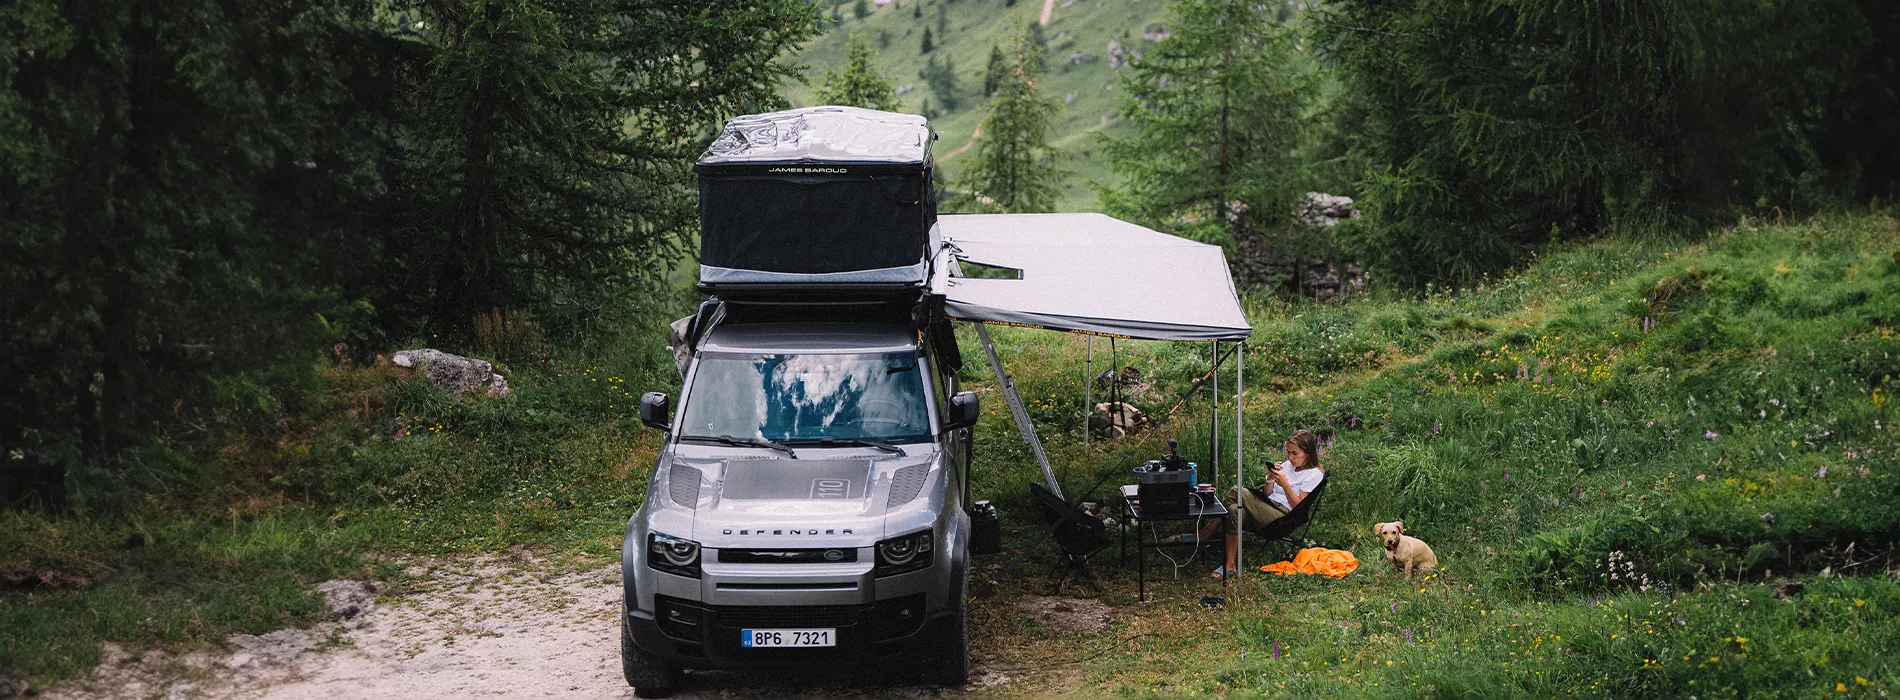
1286;429;1321;470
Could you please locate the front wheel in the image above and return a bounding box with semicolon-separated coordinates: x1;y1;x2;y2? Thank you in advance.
922;568;971;687
623;613;682;697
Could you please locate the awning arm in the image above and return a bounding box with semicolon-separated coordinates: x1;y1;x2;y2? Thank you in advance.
976;323;1061;499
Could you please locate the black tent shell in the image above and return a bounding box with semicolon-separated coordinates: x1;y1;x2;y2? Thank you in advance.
696;107;938;291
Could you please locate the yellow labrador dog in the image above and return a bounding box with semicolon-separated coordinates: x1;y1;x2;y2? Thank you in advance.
1374;521;1437;580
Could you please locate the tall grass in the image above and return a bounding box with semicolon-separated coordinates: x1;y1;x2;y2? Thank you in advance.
4;212;1898;695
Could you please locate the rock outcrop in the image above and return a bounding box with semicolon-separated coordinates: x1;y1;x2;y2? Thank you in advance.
390;350;510;397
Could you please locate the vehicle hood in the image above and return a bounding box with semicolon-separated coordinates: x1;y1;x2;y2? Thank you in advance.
658;448;942;549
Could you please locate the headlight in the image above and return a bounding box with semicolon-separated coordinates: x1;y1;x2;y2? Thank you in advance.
875;530;933;577
647;532;701;578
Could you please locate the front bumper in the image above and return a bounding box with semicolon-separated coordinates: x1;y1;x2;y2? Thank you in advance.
626;593;956;670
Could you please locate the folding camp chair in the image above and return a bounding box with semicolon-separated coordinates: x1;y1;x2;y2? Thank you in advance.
1248;476;1329;562
991;484;1112;595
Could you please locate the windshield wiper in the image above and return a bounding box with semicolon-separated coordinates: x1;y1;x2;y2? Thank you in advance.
781;437;906;455
677;434;797;457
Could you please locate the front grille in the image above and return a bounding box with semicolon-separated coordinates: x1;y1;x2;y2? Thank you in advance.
717;548;859;564
655;595;929;647
715;604;869;629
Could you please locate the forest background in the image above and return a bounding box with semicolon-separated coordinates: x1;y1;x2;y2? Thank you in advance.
4;0;1900;695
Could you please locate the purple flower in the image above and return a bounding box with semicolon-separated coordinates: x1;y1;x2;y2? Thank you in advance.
1392;602;1399;613
1404;627;1413;644
1272;643;1283;660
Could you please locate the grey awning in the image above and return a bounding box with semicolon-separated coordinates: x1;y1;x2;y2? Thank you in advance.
931;213;1252;341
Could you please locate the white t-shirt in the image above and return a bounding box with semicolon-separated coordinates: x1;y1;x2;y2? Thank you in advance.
1265;460;1325;510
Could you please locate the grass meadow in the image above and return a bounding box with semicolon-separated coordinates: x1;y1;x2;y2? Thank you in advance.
4;211;1899;696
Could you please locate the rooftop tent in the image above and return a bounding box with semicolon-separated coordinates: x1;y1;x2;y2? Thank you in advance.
931;213;1252;341
695;106;937;290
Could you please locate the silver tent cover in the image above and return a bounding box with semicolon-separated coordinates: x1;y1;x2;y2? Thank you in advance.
932;214;1252;341
699;106;931;166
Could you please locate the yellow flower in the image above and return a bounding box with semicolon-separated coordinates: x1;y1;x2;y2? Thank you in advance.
1837;683;1847;692
1858;677;1872;687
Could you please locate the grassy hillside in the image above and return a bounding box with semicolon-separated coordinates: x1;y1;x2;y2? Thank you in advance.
788;0;1176;212
964;210;1900;696
4;212;1898;696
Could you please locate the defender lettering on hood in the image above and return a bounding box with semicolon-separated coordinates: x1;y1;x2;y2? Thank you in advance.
721;528;855;535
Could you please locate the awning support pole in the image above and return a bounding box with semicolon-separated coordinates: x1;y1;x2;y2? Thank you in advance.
1210;342;1220;488
1235;340;1246;584
977;323;1061;499
1083;336;1092;452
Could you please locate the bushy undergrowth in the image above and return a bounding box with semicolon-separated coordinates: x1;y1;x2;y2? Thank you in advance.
0;314;684;685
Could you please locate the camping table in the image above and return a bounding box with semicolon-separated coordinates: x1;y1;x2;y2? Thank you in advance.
1120;489;1229;602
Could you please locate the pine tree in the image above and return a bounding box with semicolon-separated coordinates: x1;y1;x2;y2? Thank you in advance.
854;0;870;20
1099;0;1309;249
0;0;818;502
395;0;817;339
914;3;923;19
937;3;949;36
920;53;961;112
817;30;900;110
1311;0;1900;286
964;30;1063;213
920;27;934;53
983;43;1007;96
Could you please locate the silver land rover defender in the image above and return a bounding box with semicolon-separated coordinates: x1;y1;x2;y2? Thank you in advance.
620;107;976;696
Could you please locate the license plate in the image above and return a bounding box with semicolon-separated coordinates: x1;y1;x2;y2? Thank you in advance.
741;628;835;648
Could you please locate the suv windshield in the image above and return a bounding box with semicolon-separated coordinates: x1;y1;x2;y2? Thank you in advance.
678;352;932;444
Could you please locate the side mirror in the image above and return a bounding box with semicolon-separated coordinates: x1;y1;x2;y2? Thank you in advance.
947;391;980;431
639;392;671;432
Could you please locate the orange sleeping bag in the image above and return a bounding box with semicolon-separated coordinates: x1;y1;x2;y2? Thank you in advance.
1259;547;1359;578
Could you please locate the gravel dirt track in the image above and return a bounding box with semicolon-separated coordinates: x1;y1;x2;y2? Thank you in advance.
45;557;996;699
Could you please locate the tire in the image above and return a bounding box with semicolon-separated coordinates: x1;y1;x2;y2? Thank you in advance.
622;613;682;698
922;567;972;688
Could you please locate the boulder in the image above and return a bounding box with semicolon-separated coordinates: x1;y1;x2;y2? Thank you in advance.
1093;401;1145;438
1294;192;1360;228
390;349;510;397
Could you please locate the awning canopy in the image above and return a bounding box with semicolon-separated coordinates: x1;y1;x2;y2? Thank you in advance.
931;213;1252;341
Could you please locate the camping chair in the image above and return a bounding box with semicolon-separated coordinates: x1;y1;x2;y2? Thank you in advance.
1247;476;1329;562
992;484;1112;595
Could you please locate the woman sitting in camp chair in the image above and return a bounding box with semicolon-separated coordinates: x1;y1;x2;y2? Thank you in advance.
1180;429;1325;579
